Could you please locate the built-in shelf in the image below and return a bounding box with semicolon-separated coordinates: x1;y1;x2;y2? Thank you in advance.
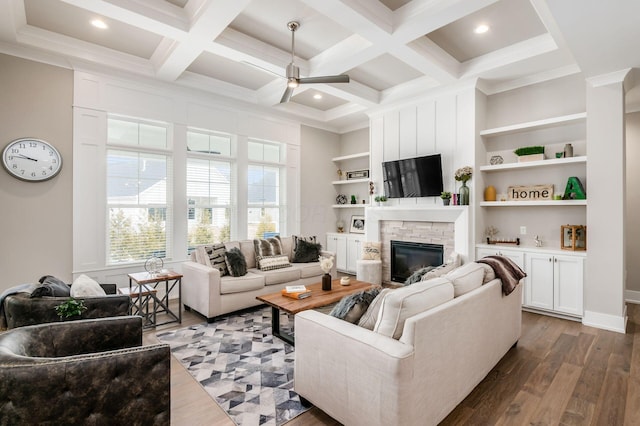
332;178;369;185
480;156;587;172
332;204;369;208
480;200;587;207
480;112;587;138
332;152;369;162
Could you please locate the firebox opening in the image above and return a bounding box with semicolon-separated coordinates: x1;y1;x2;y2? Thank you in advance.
390;240;444;283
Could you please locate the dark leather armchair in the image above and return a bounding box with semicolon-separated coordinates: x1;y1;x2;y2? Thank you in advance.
0;316;170;425
3;284;130;329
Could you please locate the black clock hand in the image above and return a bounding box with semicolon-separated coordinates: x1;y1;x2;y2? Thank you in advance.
16;154;38;161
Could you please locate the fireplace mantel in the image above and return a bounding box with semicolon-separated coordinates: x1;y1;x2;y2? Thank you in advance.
364;205;471;259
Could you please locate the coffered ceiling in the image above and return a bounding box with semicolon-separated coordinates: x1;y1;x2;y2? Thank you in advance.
1;0;638;132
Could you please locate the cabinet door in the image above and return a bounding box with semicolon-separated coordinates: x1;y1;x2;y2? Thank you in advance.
347;235;363;273
326;234;337;255
526;253;554;311
326;234;347;272
476;248;499;259
553;255;584;316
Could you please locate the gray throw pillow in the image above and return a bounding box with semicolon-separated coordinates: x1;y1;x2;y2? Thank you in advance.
330;286;382;324
225;247;247;277
292;235;317;251
404;266;436;285
254;236;283;258
292;239;322;263
31;275;71;298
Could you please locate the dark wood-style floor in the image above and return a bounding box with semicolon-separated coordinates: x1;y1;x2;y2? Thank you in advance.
145;303;640;425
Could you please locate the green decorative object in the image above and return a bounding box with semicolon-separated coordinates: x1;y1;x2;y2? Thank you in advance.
350;195;357;204
458;181;470;205
514;146;544;156
55;298;87;319
563;177;586;200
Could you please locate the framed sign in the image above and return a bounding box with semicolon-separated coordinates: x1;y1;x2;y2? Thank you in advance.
346;169;369;180
350;215;365;234
507;184;553;201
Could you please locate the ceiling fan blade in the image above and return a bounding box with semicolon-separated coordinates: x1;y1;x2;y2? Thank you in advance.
280;86;295;103
299;75;350;84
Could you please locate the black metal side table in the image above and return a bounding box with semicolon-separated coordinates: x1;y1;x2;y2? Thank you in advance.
126;271;183;327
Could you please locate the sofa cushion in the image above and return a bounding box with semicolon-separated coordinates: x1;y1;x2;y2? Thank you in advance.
219;272;265;295
361;241;381;260
225;247;247;277
195;244;228;276
479;263;496;283
293;262;323;279
357;288;394;330
374;277;454;339
404;266;436;285
238;240;257;269
330;286;382;324
254;236;283;257
444;262;485;297
71;275;106;297
251;267;301;286
422;252;462;280
280;236;294;260
257;255;291;271
31;276;71;298
292;239;322;263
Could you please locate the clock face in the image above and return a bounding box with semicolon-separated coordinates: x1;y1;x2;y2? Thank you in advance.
2;138;63;182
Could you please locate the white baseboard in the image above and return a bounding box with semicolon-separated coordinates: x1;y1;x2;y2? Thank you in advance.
625;289;640;304
582;308;627;334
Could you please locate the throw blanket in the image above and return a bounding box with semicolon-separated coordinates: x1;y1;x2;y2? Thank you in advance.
477;255;526;296
0;283;37;329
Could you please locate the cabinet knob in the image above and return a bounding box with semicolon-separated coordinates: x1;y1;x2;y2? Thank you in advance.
549;258;552;262
554;258;557;263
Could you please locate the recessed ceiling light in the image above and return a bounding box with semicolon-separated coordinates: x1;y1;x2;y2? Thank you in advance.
91;19;108;29
474;24;489;34
313;94;323;100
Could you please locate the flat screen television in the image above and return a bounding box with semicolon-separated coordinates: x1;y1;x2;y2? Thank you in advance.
382;154;443;198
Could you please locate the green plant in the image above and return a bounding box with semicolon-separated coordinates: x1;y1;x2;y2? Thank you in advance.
374;195;388;202
514;146;544;156
440;191;452;199
55;298;87;319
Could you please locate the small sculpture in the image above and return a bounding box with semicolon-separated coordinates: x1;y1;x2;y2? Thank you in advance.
535;235;542;247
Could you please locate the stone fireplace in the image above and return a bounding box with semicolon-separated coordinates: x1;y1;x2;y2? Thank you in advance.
364;206;470;284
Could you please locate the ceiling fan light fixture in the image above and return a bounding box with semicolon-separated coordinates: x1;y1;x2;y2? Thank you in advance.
287;78;299;88
474;24;490;34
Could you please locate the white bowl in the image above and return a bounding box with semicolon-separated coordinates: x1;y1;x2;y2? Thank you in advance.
340;277;351;286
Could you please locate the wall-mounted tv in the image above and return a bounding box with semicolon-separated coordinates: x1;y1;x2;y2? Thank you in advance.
382;153;444;198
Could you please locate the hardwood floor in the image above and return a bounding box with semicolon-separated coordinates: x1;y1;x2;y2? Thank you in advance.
145;302;640;425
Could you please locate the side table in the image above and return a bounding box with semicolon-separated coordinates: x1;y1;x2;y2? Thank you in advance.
126;271;183;328
118;284;158;328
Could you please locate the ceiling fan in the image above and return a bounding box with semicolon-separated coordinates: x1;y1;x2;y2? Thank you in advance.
279;21;350;103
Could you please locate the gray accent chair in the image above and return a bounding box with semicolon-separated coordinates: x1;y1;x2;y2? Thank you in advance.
0;316;170;425
3;284;130;329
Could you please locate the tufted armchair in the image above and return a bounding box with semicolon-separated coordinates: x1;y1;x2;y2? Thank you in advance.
3;284;131;329
0;316;170;425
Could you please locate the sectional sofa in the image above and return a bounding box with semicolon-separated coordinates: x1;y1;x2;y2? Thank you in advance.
182;236;336;321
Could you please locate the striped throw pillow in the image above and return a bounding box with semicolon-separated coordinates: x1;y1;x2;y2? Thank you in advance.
195;244;228;276
257;255;291;271
254;236;283;258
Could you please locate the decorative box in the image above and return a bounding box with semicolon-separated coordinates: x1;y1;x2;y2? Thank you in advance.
560;225;587;251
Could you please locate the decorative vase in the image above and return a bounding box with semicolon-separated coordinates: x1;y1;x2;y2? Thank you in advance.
484;185;496;201
459;181;470;205
442;198;450;206
350;195;357;204
322;273;332;291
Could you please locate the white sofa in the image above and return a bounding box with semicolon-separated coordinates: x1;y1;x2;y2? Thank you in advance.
294;262;522;426
182;236;336;321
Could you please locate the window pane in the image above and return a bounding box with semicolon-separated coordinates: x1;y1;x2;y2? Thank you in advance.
108;151;167;205
248;141;263;161
187;132;210;153
210;134;231;157
264;144;280;162
187;159;231;204
248;207;279;239
187;131;231;156
108;119;138;145
139;123;167;148
187;207;231;250
108;207;167;263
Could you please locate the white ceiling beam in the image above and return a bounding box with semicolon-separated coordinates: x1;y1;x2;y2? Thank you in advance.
311;80;380;107
308;34;374;75
153;0;251;81
392;43;459;83
323;102;367;122
460;33;558;79
300;0;393;39
177;70;258;103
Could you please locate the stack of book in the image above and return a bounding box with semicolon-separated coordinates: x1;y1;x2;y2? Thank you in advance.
281;285;312;299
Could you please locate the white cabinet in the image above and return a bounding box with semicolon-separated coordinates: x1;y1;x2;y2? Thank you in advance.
327;233;363;273
476;247;524;268
526;253;584;317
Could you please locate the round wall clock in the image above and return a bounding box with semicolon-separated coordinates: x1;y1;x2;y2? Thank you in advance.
2;138;63;182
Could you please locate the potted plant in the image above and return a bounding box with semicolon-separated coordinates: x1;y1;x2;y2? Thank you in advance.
55;298;87;321
514;146;545;162
440;191;452;205
374;195;388;206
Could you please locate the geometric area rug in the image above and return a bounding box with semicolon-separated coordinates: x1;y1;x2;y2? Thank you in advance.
156;306;310;426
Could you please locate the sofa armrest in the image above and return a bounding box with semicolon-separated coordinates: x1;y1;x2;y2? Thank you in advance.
181;261;222;318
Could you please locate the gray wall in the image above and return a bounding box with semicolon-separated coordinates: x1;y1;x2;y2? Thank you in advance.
626;111;640;293
0;54;73;289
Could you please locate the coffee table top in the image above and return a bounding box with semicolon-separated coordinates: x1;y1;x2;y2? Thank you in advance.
256;279;376;315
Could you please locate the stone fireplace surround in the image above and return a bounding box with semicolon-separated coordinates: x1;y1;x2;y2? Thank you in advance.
364;206;470;284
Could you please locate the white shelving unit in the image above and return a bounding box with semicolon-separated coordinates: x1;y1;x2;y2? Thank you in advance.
332;151;370;210
479;112;587;137
479;200;587;207
479;156;586;172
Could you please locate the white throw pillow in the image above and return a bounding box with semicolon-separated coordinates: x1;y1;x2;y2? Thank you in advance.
373;277;454;339
70;274;106;297
361;242;382;260
444;262;485;297
357;288;394;330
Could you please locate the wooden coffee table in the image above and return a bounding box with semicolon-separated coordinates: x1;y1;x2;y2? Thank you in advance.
256;279;376;345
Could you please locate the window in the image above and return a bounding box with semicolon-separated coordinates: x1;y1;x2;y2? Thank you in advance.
247;139;285;239
107;117;171;264
187;130;234;250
